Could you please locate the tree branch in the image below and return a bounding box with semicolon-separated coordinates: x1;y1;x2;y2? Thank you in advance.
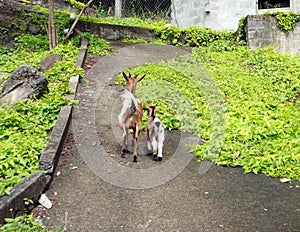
64;0;95;43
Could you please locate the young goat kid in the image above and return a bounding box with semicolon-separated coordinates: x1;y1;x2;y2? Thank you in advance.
118;72;145;162
144;106;165;161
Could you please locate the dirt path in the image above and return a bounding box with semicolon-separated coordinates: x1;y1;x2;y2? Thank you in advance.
38;43;300;232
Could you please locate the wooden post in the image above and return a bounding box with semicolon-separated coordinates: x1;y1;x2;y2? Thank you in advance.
48;0;58;50
115;0;122;18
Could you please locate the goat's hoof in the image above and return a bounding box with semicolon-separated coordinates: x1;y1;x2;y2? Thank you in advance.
133;155;138;162
157;157;163;162
152;155;157;161
147;152;153;157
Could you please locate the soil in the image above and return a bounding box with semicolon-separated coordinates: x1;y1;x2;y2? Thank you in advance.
34;42;300;232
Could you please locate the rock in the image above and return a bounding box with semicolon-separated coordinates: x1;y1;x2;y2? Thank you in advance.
0;64;48;106
28;22;41;34
40;54;62;71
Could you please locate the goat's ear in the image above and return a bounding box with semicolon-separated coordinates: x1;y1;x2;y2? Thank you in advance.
137;74;146;82
155;109;163;114
122;72;129;81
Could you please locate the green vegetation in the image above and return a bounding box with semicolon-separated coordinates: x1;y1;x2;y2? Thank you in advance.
2;2;300;230
0;35;83;196
63;0;85;10
0;213;47;232
81;15;169;30
117;42;300;181
71;32;110;56
264;11;300;32
193;45;300;179
0;27;111;196
154;26;235;47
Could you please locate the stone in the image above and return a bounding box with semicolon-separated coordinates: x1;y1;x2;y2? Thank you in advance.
0;172;50;224
0;64;48;106
40;54;62;71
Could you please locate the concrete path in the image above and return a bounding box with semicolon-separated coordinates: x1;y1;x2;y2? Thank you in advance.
40;44;300;232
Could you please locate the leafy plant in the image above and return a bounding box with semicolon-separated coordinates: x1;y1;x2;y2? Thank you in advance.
0;214;47;232
264;12;300;32
72;32;110;56
236;16;247;43
154;25;234;47
192;45;300;180
14;34;49;52
80;15;169;30
0;36;83;196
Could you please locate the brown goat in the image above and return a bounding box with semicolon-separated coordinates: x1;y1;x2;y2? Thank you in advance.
118;72;145;162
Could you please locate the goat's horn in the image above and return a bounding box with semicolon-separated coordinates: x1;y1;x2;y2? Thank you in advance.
122;72;129;80
137;74;146;82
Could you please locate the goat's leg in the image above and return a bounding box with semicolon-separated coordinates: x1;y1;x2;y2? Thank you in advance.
147;140;153;155
157;131;164;161
145;128;152;155
151;138;158;161
132;127;138;162
121;136;126;157
121;126;128;157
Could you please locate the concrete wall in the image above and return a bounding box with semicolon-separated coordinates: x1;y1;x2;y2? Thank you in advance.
245;15;300;56
31;0;73;11
171;0;300;31
171;0;207;29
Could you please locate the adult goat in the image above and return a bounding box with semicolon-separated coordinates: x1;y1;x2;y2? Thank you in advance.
118;72;145;162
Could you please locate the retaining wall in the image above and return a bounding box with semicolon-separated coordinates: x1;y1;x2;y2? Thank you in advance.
245;15;300;56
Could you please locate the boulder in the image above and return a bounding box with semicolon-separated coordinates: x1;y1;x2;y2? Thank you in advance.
40;54;62;71
0;64;48;106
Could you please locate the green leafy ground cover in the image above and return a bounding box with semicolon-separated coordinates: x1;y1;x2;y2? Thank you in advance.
0;213;48;232
193;46;300;179
117;43;300;181
0;19;110;196
0;35;84;196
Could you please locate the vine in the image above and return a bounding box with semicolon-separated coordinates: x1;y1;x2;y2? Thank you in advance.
235;16;247;43
265;11;300;32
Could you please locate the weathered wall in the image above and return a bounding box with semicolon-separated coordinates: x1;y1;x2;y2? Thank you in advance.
171;0;255;31
171;0;300;31
75;21;155;41
245;15;300;56
171;0;207;29
205;0;256;31
31;0;73;11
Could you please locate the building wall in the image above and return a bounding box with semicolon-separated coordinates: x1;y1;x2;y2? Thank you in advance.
171;0;207;28
171;0;300;31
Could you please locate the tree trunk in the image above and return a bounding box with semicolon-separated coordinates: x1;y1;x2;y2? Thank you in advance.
48;0;58;50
